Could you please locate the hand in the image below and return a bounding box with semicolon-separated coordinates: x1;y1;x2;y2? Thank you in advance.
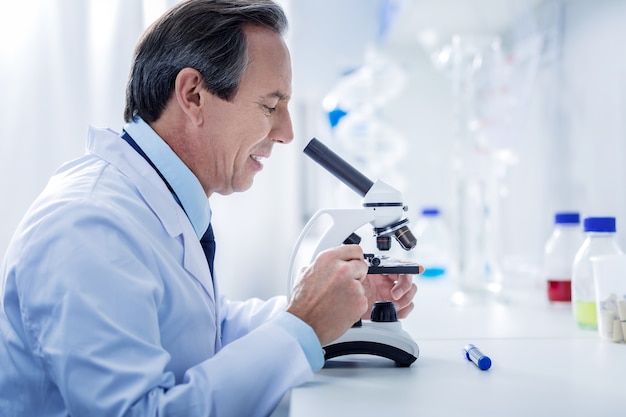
361;272;420;320
287;245;369;346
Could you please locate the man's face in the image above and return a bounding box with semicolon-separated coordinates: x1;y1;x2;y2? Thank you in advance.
196;25;293;196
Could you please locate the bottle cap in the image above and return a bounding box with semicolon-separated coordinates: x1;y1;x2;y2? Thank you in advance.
421;207;440;216
554;212;580;224
583;217;616;233
476;356;492;370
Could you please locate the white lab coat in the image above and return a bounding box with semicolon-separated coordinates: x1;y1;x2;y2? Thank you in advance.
0;126;313;416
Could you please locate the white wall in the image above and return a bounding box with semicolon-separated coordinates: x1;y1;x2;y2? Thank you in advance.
507;0;626;272
283;0;626;290
559;0;626;227
0;0;375;302
0;1;144;257
0;0;298;301
484;0;626;273
2;0;625;301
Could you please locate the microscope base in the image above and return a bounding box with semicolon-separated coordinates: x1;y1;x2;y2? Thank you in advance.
323;322;419;367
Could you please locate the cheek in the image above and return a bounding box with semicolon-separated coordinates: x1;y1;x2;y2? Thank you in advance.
231;142;256;178
211;114;269;174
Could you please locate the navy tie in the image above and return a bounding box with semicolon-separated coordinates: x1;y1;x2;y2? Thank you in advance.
121;130;215;277
201;224;216;277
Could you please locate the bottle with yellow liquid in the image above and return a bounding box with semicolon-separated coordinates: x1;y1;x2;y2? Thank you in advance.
571;217;623;330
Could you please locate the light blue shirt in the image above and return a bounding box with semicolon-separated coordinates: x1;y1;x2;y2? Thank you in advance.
123;117;210;239
123;117;323;371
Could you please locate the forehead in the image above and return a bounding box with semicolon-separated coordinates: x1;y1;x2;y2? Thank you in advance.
240;25;292;100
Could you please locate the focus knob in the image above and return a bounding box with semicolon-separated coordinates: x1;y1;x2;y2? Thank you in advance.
370;301;398;322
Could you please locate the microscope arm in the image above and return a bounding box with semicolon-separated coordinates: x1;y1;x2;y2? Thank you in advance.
288;208;375;289
309;208;376;260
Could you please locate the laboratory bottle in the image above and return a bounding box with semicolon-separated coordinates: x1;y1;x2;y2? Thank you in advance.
413;207;452;278
543;212;583;303
571;217;623;330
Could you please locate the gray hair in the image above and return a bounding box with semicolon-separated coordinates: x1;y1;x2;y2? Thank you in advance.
124;0;288;122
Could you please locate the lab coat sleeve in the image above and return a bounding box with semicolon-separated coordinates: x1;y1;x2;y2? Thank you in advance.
220;296;325;372
15;200;312;417
161;318;313;417
220;295;288;343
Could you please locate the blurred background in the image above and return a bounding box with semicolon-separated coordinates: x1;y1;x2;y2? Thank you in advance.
1;0;625;301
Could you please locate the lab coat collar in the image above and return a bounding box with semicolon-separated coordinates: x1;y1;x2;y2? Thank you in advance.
86;126;182;239
86;126;217;302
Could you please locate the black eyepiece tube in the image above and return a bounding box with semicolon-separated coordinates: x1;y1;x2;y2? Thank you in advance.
303;138;374;197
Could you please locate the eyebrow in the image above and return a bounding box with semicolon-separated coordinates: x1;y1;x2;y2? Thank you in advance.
263;90;290;101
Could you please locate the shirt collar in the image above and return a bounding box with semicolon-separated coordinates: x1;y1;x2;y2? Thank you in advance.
123;117;211;239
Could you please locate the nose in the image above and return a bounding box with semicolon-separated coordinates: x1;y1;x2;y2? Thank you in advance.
271;107;294;144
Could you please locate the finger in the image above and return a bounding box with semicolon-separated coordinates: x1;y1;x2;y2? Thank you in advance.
350;258;369;282
393;282;418;309
337;244;365;261
357;280;366;295
390;274;414;300
395;301;415;319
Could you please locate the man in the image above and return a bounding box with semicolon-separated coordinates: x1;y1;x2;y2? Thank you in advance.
0;1;418;416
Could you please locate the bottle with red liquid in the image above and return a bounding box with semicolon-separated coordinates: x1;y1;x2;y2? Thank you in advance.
543;212;583;302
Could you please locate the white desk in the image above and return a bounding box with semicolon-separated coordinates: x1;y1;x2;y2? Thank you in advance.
285;279;625;416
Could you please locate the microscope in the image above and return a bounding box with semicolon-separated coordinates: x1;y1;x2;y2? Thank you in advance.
289;138;420;367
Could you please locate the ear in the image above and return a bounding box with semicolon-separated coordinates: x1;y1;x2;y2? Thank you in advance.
174;68;205;125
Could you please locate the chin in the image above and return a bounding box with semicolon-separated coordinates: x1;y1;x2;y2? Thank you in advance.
232;179;255;194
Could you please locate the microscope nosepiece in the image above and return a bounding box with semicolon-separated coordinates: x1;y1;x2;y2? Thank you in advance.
374;219;417;251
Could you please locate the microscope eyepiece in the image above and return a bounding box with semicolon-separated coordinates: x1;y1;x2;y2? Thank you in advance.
303;138;374;197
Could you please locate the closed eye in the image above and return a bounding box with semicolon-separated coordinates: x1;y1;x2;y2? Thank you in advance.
263;105;277;115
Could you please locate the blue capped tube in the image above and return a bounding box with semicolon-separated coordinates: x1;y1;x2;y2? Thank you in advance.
464;344;492;371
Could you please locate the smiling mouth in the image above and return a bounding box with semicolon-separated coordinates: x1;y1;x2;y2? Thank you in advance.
250;154;268;170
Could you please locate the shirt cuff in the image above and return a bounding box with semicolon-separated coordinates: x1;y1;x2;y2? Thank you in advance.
273;312;324;372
